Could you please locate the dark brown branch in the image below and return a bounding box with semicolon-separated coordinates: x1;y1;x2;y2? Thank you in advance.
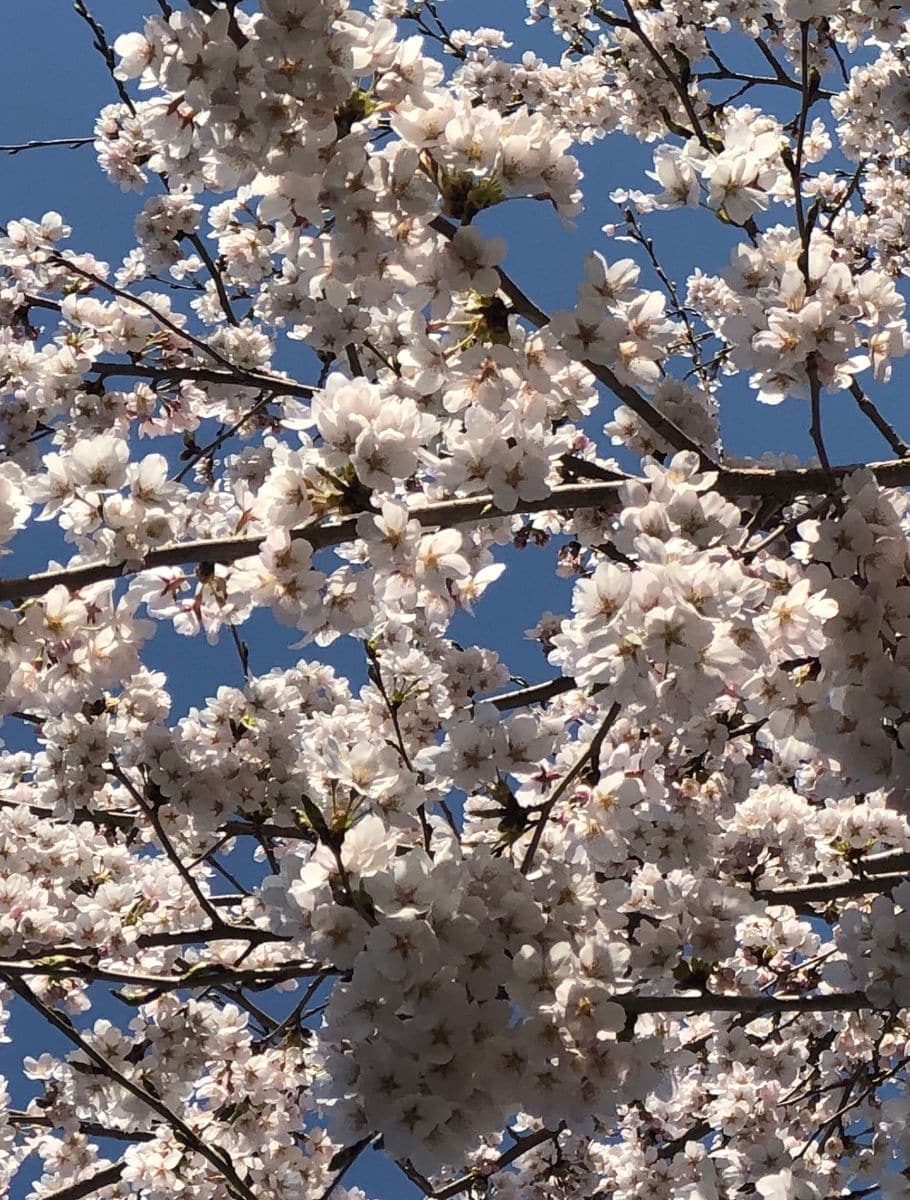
321;1136;375;1200
849;381;910;458
761;873;910;905
806;353;831;474
51;256;238;368
0;794;312;844
489;677;577;711
0;955;332;995
861;848;910;874
72;0;136;114
39;1161;126;1200
622;1;713;151
183;231;239;326
175;392;274;482
419;1125;566;1200
11;448;910;606
8;1111;156;1143
90;360;314;398
617;990;872;1016
109;758;226;930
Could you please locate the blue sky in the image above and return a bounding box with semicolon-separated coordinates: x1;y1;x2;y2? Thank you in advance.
0;3;905;1197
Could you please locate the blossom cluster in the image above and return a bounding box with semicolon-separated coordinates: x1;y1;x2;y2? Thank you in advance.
4;1;910;1199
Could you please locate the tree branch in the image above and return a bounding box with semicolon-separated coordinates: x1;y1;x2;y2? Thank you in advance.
0;955;332;996
849;380;910;458
89;360;314;398
489;677;578;711
520;702;621;874
183;231;239;327
430;215;715;464
1;136;94;154
0;972;260;1200
72;0;136;114
0;481;627;603
10;451;910;606
38;1161;126;1200
616;990;873;1016
7;1111;157;1143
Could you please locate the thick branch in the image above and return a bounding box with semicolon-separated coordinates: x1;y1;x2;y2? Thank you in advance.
9;451;910;605
489;677;578;711
0;481;625;603
761;873;910;906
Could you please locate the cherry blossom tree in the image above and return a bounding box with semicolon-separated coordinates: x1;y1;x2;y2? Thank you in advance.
3;1;910;1198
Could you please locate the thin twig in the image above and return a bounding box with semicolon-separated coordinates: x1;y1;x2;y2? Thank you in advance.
228;622;251;679
1;136;94;154
520;702;621;874
0;973;260;1200
421;1125;566;1200
364;642;432;852
183;231;239;326
51;256;238;368
430;215;715;465
622;1;713;150
321;1136;375;1200
175;392;274;482
7;1111;156;1142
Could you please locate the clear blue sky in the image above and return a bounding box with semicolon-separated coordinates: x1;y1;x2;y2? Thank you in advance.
0;4;902;1197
